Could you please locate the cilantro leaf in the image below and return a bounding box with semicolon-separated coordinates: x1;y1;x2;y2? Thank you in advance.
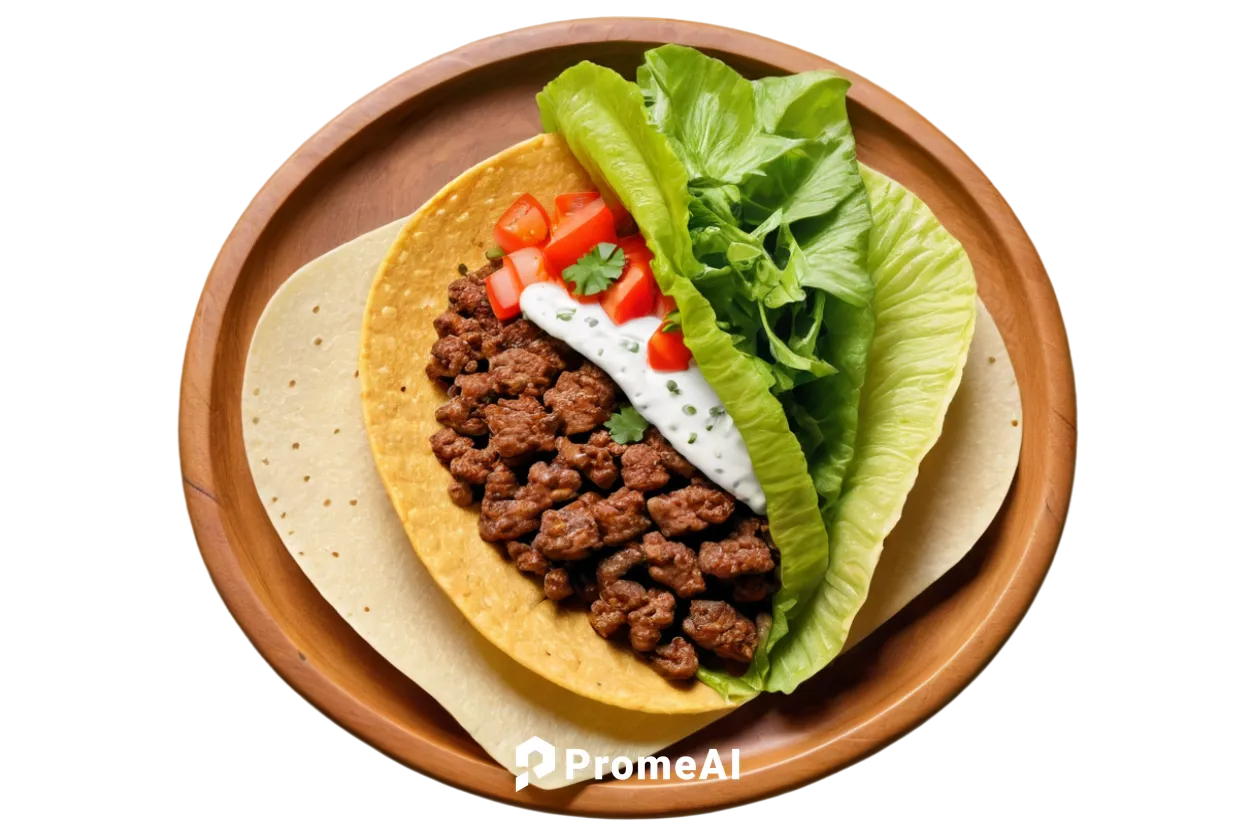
562;242;625;295
603;405;648;444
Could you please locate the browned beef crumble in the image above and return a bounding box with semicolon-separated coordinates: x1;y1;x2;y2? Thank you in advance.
426;263;777;682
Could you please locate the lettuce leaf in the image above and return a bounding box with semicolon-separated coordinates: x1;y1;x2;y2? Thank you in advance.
765;166;977;692
539;62;832;687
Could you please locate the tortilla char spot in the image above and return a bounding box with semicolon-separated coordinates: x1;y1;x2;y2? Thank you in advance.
313;337;323;346
252;416;259;424
363;606;370;613
349;499;357;506
989;356;996;363
292;442;300;450
332;551;339;558
261;458;269;466
303;475;310;482
333;428;341;434
312;305;320;314
323;499;331;507
252;387;260;396
288;379;296;388
297;652;306;662
270;496;277;503
1012;419;1019;426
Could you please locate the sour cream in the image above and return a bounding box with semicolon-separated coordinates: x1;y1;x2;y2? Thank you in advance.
520;282;766;514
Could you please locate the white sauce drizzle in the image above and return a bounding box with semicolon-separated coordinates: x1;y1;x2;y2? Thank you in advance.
520;282;766;514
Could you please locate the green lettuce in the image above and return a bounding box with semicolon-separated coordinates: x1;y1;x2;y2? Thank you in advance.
539;62;832;696
765;166;977;692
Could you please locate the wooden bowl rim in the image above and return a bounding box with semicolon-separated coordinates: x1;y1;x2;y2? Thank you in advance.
179;17;1076;817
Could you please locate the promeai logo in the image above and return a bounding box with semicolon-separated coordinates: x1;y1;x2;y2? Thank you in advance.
514;736;556;791
514;737;740;791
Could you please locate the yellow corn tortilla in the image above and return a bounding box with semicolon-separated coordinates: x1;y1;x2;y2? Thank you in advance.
358;135;728;713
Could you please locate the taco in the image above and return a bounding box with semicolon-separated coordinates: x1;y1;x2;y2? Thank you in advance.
351;46;1006;714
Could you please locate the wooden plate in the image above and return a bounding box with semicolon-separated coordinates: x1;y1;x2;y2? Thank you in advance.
179;18;1076;816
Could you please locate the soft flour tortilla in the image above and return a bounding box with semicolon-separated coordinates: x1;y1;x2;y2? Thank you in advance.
359;135;728;714
242;209;1020;786
242;220;733;789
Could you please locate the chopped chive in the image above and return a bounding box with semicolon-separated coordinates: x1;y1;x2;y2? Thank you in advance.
585;317;599;327
682;405;697;416
457;263;469;276
686;433;697;444
705;424;714;431
485;245;505;260
555;309;575;321
597;348;604;357
708;406;726;417
666;380;681;395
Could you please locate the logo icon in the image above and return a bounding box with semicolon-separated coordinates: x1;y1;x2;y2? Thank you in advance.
514;736;556;791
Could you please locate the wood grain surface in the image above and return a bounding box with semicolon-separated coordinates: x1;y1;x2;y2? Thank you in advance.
0;8;1243;832
179;18;1076;816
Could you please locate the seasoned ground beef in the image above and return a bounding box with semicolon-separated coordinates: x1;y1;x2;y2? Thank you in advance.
555;436;618;489
642;531;706;598
697;520;775;578
427;263;776;683
620;443;671;491
646;481;736;538
543;363;617;434
447;481;474;507
436;395;488;436
431;427;474;464
507;541;549;576
650;637;700;680
628;588;675;652
489;347;561;398
427;335;478;380
591;488;652;546
449;447;498;485
544;568;575;601
526;460;582;505
483;397;560;462
534;493;602;560
597;543;645;589
453;371;496;402
683;600;759;663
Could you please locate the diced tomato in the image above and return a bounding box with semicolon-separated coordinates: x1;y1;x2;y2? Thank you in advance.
485;263;523;320
553;192;601;224
648;322;692;372
493;194;550;253
653;292;678;319
618;234;653;267
505;247;556;288
601;261;658;325
606;200;634;234
543;198;617;274
555;191;633;234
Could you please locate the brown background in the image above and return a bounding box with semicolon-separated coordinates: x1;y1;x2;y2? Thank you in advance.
0;8;1243;836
